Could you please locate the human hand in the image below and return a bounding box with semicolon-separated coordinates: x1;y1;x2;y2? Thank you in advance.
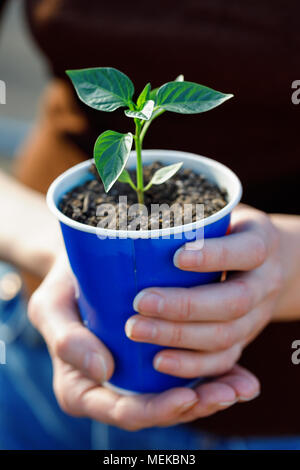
28;253;260;430
126;205;283;384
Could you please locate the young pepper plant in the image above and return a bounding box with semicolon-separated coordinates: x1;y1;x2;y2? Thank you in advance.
66;67;233;205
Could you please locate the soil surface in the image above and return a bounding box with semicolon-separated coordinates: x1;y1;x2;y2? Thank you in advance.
59;162;228;230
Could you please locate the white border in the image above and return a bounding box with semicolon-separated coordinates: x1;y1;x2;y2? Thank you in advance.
47;150;242;239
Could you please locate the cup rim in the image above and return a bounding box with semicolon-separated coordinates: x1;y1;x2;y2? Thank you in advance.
47;149;242;239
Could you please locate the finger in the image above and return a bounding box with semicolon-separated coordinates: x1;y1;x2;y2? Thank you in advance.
173;230;267;273
53;359;254;430
125;313;246;351
133;262;279;322
173;204;272;274
242;297;276;348
159;381;239;427
127;293;272;351
152;343;242;378
54;323;114;383
101;388;198;430
177;364;260;423
29;257;114;382
54;360;199;430
215;364;261;402
133;281;254;322
52;357;99;416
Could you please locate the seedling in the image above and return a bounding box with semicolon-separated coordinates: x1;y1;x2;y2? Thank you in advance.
66;67;233;204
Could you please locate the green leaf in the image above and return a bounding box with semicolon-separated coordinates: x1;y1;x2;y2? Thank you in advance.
94;130;133;192
148;75;184;104
66;67;134;112
149;87;159;103
156;81;233;114
137;83;151;109
118;169;137;190
118;169;132;183
144;162;183;191
124;100;154;121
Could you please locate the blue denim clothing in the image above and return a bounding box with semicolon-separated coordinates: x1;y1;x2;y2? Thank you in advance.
0;262;299;450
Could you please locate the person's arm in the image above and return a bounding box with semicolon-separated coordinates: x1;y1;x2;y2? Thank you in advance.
270;214;300;321
0;170;62;277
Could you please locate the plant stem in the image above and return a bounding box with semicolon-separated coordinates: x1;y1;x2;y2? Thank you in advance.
140;108;166;144
133;107;165;204
134;120;144;205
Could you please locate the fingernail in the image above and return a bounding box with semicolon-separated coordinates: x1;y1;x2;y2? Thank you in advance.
84;352;107;383
179;398;198;411
184;240;205;251
125;317;157;340
125;317;136;338
218;398;238;407
133;291;164;314
154;355;179;372
173;249;182;268
239;391;261;402
173;248;203;269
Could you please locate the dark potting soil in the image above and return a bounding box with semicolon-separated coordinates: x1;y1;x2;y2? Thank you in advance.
59;162;228;230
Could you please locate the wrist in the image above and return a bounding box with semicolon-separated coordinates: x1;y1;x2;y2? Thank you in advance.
0;170;63;278
12;238;63;279
270;214;300;320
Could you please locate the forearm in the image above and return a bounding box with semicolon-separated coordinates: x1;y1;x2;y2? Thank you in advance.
0;170;62;277
271;214;300;321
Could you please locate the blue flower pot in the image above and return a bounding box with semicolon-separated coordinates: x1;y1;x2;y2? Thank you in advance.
47;150;242;394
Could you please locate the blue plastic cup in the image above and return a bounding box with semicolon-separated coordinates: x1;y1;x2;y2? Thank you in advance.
47;150;242;394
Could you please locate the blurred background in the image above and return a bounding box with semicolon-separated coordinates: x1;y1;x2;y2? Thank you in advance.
0;0;50;341
0;0;48;172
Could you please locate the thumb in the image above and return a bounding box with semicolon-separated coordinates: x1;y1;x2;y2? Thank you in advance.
28;255;115;383
55;322;115;383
